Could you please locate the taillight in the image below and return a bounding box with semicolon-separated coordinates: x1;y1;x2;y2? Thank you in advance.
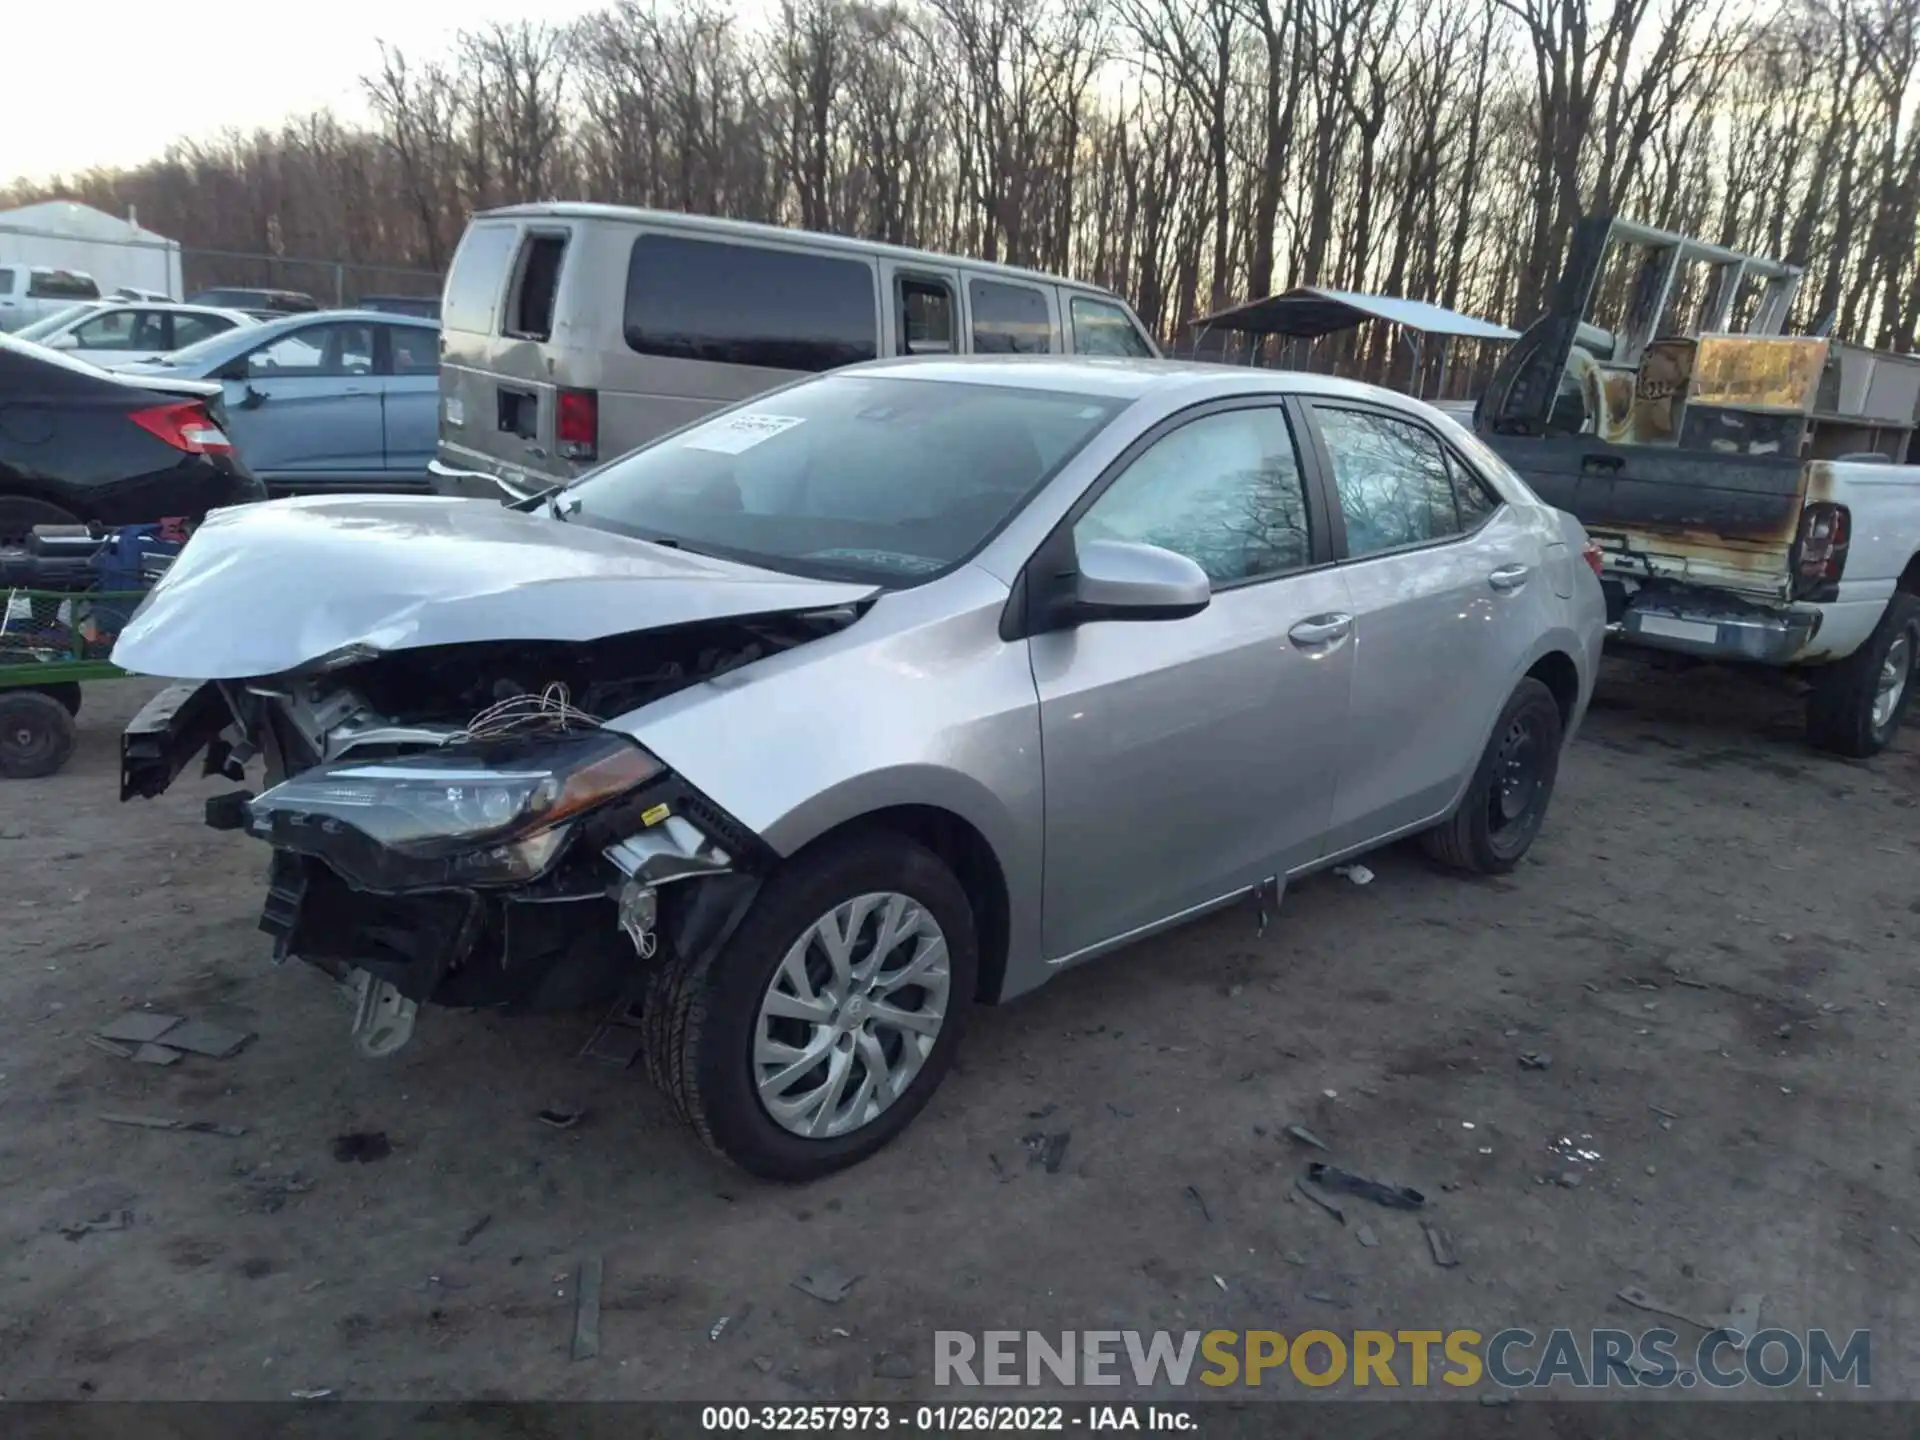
1793;501;1850;595
556;387;598;462
130;400;232;456
1581;540;1604;577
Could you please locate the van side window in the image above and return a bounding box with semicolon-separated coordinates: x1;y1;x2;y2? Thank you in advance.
970;279;1052;354
0;268;14;295
1070;296;1153;357
625;233;878;372
898;276;954;355
507;234;567;342
443;224;520;334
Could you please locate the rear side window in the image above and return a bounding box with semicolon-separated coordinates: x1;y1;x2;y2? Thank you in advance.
0;268;14;295
29;270;99;301
506;234;566;341
625;233;877;372
1070;296;1152;357
171;313;235;348
1314;406;1469;559
442;223;520;334
970;279;1053;354
386;326;438;376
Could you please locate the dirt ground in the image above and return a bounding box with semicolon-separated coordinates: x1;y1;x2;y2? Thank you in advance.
1;657;1916;1404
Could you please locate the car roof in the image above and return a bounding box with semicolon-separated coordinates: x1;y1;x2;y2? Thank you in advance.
842;354;1424;408
475;202;1129;297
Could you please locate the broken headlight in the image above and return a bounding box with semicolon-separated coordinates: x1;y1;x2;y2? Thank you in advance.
246;730;662;891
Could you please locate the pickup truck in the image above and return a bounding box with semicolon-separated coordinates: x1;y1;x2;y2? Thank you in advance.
1476;216;1920;757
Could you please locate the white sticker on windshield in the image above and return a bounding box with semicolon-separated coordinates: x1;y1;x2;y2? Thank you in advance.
682;413;806;455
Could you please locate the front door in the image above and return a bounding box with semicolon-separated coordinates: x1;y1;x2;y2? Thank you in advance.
1029;401;1356;963
378;323;440;474
223;320;384;479
1302;401;1549;852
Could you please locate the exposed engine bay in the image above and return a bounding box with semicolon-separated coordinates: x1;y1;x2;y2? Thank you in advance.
122;608;861;1056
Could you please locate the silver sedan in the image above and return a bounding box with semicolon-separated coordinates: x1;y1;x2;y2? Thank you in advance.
115;358;1606;1179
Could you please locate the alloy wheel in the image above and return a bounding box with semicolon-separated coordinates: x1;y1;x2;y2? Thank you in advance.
1872;631;1912;733
754;892;951;1139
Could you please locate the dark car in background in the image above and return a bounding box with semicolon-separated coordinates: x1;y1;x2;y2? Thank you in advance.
359;294;441;320
0;331;265;545
186;287;321;319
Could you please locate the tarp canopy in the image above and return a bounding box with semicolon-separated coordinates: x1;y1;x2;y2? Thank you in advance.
1193;286;1518;342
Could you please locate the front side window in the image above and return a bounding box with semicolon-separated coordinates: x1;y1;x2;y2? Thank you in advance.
1075;407;1311;586
898;276;954;355
70;311;139;349
625;232;878;373
247;323;375;378
565;374;1122;585
971;279;1053;354
1314;406;1467;559
1070;296;1153;358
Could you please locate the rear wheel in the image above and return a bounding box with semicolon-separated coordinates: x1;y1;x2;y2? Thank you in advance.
643;831;977;1181
1420;677;1564;875
0;496;81;549
1806;593;1919;758
0;690;77;779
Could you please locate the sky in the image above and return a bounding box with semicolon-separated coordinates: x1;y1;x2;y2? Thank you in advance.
3;0;606;184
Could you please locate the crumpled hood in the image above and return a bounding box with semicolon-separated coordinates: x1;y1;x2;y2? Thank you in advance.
111;494;877;680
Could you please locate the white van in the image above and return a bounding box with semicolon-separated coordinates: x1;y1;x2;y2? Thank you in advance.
429;204;1160;502
0;266;102;332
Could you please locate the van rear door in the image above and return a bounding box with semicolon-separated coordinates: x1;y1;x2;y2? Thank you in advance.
436;221;576;500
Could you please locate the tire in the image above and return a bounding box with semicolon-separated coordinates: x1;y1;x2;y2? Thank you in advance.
35;683;82;717
643;831;977;1181
1420;677;1564;875
0;690;77;779
1805;593;1919;758
0;496;81;549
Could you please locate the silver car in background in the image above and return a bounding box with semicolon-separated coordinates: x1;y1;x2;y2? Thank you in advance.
114;359;1605;1180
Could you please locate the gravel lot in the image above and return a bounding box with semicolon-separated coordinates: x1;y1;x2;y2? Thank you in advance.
0;658;1915;1403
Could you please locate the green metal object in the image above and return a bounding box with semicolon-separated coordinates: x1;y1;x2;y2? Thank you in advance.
0;587;147;692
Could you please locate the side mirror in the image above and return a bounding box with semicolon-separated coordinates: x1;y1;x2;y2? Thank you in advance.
235;384;268;411
1044;539;1211;629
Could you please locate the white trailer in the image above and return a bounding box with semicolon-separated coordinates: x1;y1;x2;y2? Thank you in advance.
0;201;183;325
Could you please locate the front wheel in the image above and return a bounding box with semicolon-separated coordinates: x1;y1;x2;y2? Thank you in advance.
1420;677;1564;875
643;831;977;1181
1805;593;1918;758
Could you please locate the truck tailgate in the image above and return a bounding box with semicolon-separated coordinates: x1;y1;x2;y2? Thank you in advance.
1484;434;1809;601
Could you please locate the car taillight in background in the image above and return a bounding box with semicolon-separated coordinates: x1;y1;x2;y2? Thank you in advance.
556;387;598;462
1581;540;1604;577
1793;501;1850;597
131;401;233;456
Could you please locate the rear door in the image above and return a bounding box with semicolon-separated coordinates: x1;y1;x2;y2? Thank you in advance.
223;320;384;480
1301;400;1550;852
378;323;439;474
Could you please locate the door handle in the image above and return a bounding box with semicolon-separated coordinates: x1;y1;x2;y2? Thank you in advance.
1288;613;1354;648
1489;564;1531;592
342;387;371;396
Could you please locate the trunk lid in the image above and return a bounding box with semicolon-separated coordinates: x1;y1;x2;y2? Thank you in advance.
110;493;877;681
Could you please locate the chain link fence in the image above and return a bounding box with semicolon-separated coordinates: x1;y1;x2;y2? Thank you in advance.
180;247;442;307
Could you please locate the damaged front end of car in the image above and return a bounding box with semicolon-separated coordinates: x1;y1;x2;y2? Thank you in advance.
119;614;862;1058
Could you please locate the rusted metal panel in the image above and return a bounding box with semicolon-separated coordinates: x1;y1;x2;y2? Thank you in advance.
1688;335;1828;413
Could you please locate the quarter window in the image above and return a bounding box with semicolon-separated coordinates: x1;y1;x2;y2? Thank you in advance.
1315;406;1479;559
1070;296;1153;357
1075;407;1311;586
625;232;878;372
970;279;1052;354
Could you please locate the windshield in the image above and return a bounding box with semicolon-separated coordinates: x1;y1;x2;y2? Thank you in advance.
15;304;101;341
564;374;1127;585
